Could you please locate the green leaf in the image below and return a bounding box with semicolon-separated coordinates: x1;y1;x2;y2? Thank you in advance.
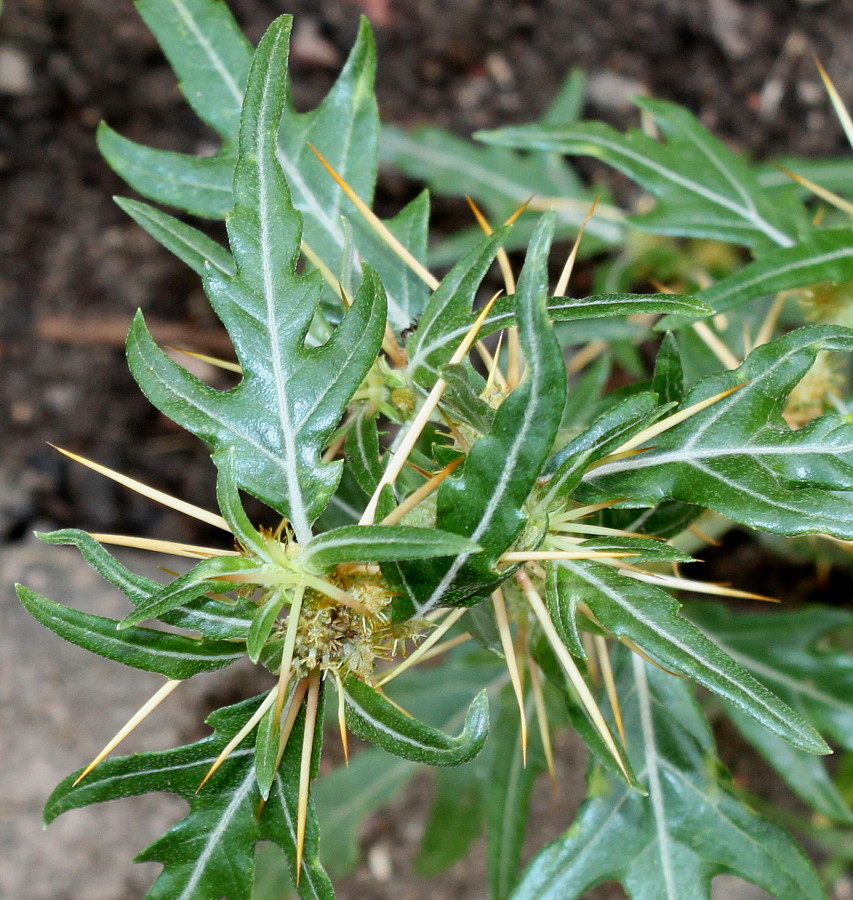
120;555;265;629
314;750;415;879
16;585;243;678
407;228;507;385
380;69;625;266
411;291;709;388
115;197;235;277
550;561;828;752
441;363;496;433
271;18;429;332
582;325;853;538
487;691;544;900
652;332;684;405
351;189;432;331
380;123;622;255
108;8;430;330
381;67;624;265
98;120;237;220
343;413;396;522
247;593;287;664
126;18;387;539
37;529;254;639
98;0;250;216
255;647;508;891
538;391;662;510
302;524;481;570
135;0;252;138
464;602;505;657
605;500;704;540
416;763;484;876
511;650;826;900
399;214;568;614
215;449;271;559
690;227;853;317
46;696;266;899
479;97;807;250
257;688;332;900
342;677;489;766
689;602;853;823
547;292;712;319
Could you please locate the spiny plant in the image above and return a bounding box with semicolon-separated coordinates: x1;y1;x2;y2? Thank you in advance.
19;3;853;899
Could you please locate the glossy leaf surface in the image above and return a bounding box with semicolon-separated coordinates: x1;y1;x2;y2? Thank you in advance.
511;651;826;900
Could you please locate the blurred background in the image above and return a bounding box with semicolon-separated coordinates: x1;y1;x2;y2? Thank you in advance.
1;1;852;897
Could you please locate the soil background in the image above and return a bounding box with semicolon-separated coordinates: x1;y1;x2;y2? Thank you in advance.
2;1;853;899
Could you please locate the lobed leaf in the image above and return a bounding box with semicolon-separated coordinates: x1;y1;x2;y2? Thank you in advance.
37;529;254;640
17;586;243;679
479;97;807;250
104;7;430;331
127;18;387;540
46;697;266;900
689;602;853;823
582;325;853;538
551;561;828;752
511;650;826;900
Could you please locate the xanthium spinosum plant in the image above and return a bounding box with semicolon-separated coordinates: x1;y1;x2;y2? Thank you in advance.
19;3;853;899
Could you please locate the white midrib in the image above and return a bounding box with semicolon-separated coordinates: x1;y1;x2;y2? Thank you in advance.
633;653;678;900
412;293;698;378
543;129;795;247
584;438;853;480
559;558;796;735
258;40;311;544
665;341;806;453
692;626;853;715
85;627;242;664
75;747;253;793
172;0;409;329
177;766;256;900
416;323;546;614
344;694;449;753
679;119;757;217
382;133;623;242
277;143;410;331
705;246;853;308
169;0;244;112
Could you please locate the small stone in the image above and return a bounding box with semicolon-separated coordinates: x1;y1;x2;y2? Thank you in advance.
291;19;341;69
586;71;645;113
0;45;34;96
485;53;514;89
708;0;751;60
367;843;393;881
